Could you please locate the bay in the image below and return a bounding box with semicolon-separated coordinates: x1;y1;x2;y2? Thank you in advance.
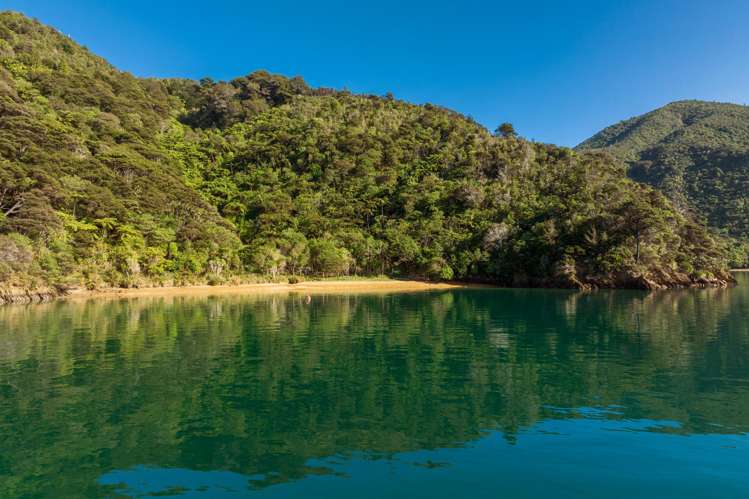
1;275;748;497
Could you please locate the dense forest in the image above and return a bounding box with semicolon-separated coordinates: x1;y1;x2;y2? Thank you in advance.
0;12;736;293
578;100;749;267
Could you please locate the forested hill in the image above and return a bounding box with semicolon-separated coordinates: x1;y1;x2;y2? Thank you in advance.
577;101;749;250
0;12;735;294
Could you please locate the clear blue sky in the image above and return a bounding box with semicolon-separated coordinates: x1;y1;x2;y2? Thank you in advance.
4;0;748;146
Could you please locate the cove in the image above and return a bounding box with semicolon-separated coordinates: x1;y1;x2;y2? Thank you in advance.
1;275;748;497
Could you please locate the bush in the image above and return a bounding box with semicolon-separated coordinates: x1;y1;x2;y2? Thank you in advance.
0;261;11;282
0;233;35;283
206;273;224;286
440;265;455;281
427;257;453;281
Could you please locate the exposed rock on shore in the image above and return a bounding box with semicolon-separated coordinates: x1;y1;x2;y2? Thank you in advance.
531;267;737;290
0;287;66;305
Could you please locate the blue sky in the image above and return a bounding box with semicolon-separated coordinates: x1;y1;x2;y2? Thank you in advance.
4;0;748;146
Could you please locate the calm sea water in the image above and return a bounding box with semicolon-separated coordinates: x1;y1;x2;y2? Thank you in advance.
1;275;748;498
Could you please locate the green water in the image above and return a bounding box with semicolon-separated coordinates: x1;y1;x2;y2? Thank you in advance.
1;276;749;498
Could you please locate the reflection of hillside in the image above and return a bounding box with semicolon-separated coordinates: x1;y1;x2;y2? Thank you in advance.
0;277;747;496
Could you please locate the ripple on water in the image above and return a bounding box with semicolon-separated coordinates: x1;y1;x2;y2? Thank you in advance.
0;279;748;497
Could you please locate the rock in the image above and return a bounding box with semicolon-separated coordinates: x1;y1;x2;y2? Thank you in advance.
0;286;66;305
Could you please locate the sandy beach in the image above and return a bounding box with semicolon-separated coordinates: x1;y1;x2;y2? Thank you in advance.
61;279;482;302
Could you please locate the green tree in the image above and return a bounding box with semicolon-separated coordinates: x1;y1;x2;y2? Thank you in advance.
495;122;517;138
309;239;352;277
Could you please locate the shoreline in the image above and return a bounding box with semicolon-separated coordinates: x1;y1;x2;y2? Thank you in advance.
2;270;745;305
60;279;482;302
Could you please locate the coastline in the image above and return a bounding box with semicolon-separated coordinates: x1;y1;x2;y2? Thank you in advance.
2;270;744;305
60;279;479;302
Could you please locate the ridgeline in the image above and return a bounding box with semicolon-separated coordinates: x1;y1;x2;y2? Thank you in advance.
0;12;736;298
578;100;749;267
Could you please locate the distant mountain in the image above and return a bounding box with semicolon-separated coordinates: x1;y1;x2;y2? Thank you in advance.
0;12;735;294
578;101;749;247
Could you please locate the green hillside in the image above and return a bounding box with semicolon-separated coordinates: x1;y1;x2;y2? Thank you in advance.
578;100;749;264
0;12;241;291
0;12;735;292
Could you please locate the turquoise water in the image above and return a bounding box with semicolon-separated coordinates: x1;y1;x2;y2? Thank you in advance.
1;275;748;497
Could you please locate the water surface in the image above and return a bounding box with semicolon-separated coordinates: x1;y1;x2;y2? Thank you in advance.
1;275;748;497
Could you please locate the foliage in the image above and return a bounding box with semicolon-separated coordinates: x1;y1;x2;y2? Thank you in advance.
0;12;734;288
165;85;731;285
0;12;241;288
578;100;749;267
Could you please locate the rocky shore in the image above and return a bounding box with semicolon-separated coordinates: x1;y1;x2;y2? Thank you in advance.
0;287;67;305
536;268;737;290
583;272;735;290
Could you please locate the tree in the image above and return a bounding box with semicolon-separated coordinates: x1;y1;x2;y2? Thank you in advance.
247;243;286;277
279;229;309;275
616;197;664;264
309;239;351;277
0;162;32;224
495;122;517;138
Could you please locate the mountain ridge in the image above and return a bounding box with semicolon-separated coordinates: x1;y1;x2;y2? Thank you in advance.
0;12;735;297
577;99;749;265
